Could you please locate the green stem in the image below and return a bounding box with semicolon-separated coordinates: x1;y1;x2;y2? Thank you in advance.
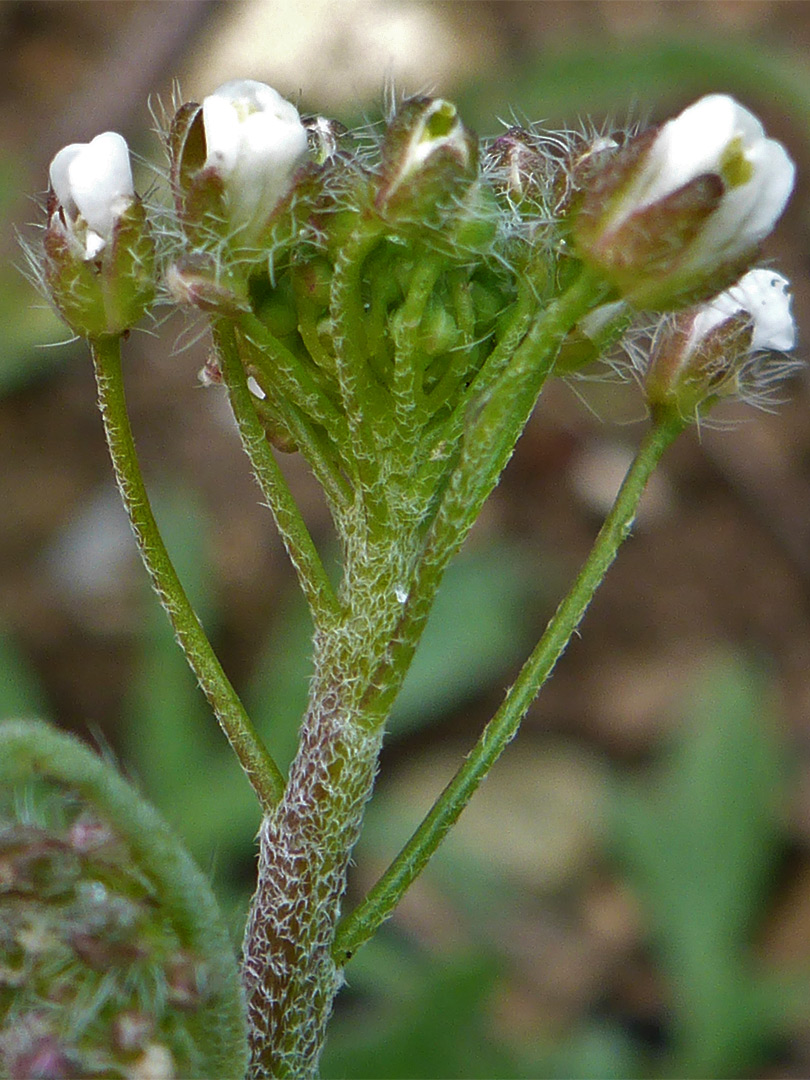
213;320;340;624
333;412;685;963
89;334;284;810
329;224;387;501
367;271;607;719
391;255;442;421
237;310;350;449
249;382;354;513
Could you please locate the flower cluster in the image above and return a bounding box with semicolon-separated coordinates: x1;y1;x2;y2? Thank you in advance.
39;84;798;423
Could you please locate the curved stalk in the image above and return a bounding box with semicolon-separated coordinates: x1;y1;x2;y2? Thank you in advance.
333;412;686;964
212;319;341;625
89;334;284;810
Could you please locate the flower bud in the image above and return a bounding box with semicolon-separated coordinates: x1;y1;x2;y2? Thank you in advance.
376;97;478;220
645;268;796;419
485;127;547;207
165;254;250;315
304;115;347;164
573;95;795;310
171;80;309;248
44;132;154;336
49;133;134;259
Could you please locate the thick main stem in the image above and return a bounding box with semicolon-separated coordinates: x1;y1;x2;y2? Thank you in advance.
241;547;410;1078
242;665;382;1078
89;335;284;810
239;272;611;1075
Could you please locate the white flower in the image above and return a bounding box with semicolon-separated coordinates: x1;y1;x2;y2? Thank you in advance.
201;79;308;242
49;132;134;259
575;95;796;310
689;268;796;352
613;94;795;268
645;268;797;418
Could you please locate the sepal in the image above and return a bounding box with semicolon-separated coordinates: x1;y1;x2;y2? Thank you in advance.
44;195;155;337
571;95;795;311
376;97;478;222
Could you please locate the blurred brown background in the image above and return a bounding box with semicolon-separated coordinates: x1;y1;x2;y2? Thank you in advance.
3;3;810;1077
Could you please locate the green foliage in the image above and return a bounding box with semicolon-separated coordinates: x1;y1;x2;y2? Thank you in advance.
0;630;47;720
1;152;72;393
322;948;518;1079
461;36;810;133
613;656;802;1078
390;543;542;735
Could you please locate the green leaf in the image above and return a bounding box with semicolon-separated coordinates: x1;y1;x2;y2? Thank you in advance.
613;655;789;1077
321;950;518;1079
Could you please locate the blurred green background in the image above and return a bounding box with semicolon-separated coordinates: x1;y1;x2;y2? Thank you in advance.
2;2;810;1076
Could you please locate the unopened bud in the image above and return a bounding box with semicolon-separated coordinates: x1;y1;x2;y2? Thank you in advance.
573;95;795;310
376;97;478;220
165;255;250;315
44;132;154;336
304;115;347;164
485;127;547;206
645;268;796;419
170;80;309;249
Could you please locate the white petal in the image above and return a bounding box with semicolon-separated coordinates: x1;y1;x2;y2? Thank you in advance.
689;268;795;353
209;79;295;120
201;80;308;240
736;139;796;242
731;268;795;351
84;229;107;260
67;132;134;239
49;143;84;219
202;95;242;175
637;95;739;208
688;292;742;347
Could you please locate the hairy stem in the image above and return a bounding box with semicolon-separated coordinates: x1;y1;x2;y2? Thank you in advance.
89;334;284;809
238;273;612;1076
213;319;341;625
366;270;608;719
333;412;685;963
241;611;396;1078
